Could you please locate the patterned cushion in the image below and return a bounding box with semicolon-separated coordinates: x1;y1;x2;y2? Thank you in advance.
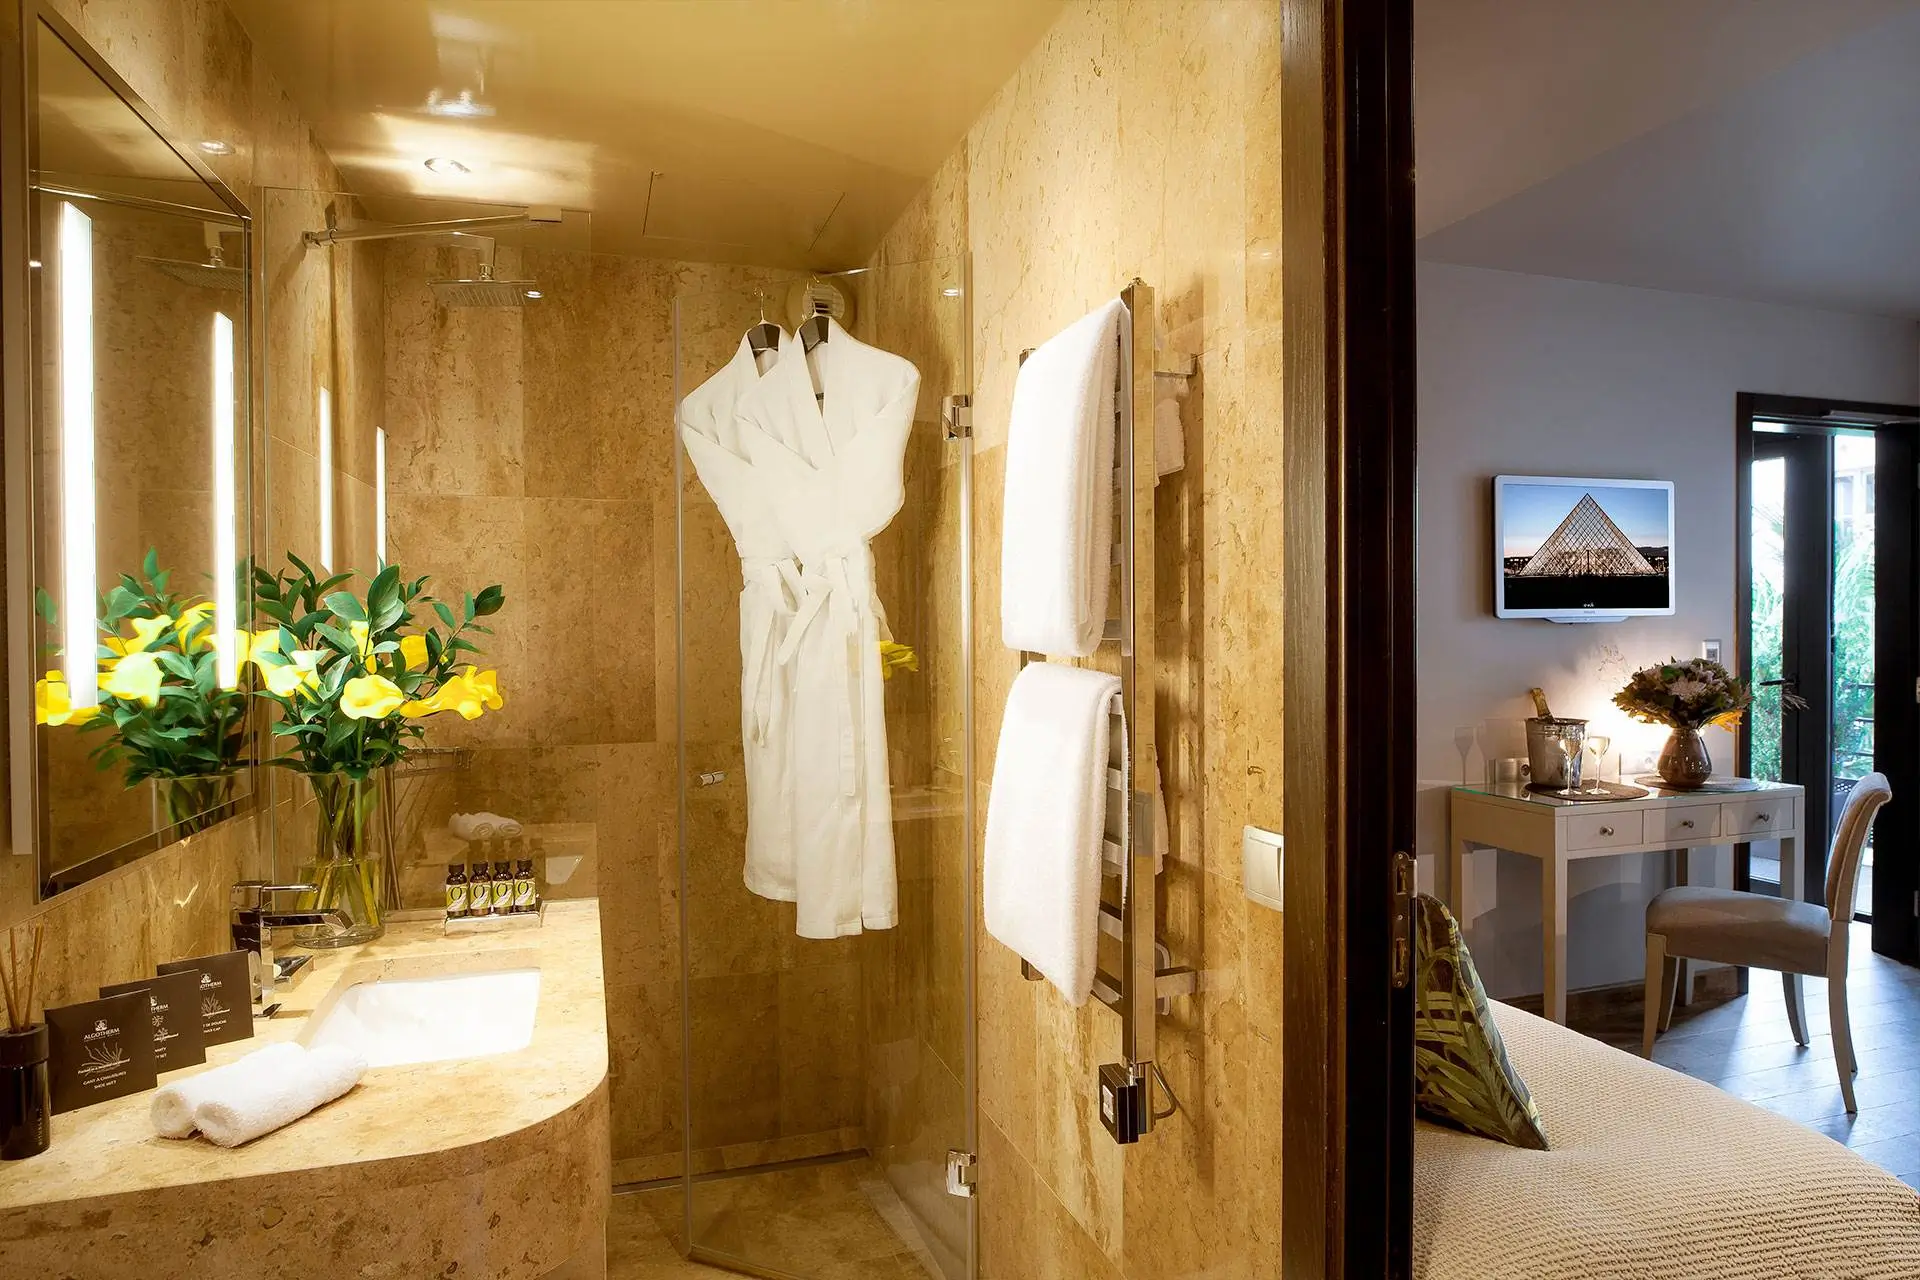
1413;893;1549;1149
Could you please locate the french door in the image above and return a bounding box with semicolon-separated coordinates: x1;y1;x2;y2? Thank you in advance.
1737;394;1920;964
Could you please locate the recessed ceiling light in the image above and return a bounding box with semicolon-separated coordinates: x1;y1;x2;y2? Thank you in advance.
424;156;471;175
425;88;495;120
197;139;235;156
524;290;542;300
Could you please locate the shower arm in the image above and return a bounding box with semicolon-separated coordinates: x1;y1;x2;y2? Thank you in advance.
303;206;562;247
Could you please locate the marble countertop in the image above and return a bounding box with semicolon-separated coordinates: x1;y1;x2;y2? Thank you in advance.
0;900;610;1279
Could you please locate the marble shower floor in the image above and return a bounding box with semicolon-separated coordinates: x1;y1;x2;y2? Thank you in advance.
608;1158;940;1280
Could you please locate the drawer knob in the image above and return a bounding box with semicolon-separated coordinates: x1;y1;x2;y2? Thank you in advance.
1755;812;1771;823
1680;820;1695;830
1599;825;1614;837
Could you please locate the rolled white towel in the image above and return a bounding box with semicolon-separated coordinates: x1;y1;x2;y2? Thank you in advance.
448;812;497;842
476;811;523;838
151;1042;307;1139
193;1044;367;1148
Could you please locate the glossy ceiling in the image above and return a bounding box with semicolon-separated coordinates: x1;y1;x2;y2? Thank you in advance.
228;0;1064;267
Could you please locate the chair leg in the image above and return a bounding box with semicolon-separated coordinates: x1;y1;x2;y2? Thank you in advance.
1781;972;1808;1046
1658;952;1680;1033
1831;973;1858;1114
1643;934;1668;1058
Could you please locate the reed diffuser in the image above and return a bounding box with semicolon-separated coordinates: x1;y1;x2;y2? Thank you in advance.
0;922;51;1159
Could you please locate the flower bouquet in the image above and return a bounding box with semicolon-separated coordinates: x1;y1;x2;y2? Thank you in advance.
33;550;249;837
1612;658;1751;787
251;555;504;945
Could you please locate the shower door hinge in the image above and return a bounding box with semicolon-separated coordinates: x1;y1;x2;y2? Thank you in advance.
942;394;972;439
944;1148;977;1198
1389;850;1415;989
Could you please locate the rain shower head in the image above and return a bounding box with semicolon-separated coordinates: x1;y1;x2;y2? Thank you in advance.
140;223;243;290
431;263;541;307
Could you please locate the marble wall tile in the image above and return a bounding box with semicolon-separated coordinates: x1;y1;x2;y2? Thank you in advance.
687;971;782;1150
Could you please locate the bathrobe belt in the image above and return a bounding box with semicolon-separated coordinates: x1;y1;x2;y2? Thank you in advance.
742;557;801;746
775;552;867;799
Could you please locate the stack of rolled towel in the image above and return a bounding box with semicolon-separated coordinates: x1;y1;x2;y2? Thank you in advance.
449;811;523;842
152;1041;366;1147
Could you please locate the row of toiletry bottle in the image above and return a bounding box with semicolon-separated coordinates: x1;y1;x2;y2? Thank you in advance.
445;838;542;919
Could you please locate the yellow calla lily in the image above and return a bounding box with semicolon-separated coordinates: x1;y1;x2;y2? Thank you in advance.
173;602;216;649
401;667;503;721
241;628;282;670
399;634;429;671
341;673;406;720
102;650;164;705
463;667;503;712
262;648;327;699
34;671;98;726
104;614;173;657
347;620;375;662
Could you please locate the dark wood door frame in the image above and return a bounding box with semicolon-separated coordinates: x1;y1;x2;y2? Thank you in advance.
1735;392;1920;967
1282;0;1416;1277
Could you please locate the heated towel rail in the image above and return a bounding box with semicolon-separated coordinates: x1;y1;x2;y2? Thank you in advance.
1016;279;1195;1142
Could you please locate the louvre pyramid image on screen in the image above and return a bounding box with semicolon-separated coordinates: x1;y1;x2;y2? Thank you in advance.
1517;493;1658;578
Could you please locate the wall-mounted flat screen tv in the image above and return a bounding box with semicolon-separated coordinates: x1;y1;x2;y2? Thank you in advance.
1493;475;1675;621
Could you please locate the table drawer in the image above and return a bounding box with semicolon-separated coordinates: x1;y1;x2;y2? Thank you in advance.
1567;810;1644;851
1724;797;1792;838
1652;804;1720;844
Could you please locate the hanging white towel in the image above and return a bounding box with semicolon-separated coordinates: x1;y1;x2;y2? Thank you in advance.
1001;299;1125;657
190;1043;367;1148
984;661;1123;1004
150;1042;307;1139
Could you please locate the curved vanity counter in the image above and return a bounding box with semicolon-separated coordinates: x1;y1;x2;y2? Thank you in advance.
0;899;610;1280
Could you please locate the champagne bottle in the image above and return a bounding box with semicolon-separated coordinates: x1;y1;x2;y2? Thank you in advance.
1528;687;1553;719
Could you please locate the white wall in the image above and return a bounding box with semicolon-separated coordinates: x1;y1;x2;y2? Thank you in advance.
1418;262;1919;996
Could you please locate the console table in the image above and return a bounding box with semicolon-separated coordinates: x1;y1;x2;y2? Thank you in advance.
1449;780;1805;1023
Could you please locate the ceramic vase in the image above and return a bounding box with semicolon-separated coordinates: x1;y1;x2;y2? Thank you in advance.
0;1024;50;1160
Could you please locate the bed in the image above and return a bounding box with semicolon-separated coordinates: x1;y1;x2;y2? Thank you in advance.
1414;1001;1920;1279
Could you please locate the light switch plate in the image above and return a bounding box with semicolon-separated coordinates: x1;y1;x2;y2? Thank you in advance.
1242;825;1282;911
1701;639;1723;663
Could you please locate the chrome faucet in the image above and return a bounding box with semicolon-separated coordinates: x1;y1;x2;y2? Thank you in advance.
230;882;350;1003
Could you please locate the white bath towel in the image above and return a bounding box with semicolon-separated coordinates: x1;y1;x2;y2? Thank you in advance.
449;811;523;842
1001;299;1126;657
478;811;524;838
150;1042;307;1139
1154;378;1186;481
190;1044;367;1148
984;661;1124;1004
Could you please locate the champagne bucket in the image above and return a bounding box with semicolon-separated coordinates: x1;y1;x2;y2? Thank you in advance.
1525;717;1587;790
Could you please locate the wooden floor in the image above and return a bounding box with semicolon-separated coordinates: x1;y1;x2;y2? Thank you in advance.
1549;922;1920;1189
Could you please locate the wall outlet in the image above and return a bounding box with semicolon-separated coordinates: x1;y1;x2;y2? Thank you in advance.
1701;639;1723;664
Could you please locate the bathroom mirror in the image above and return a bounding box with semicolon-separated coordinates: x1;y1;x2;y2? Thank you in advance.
1;9;255;919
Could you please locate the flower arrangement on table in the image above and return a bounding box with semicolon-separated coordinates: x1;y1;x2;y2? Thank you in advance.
251;554;504;944
1612;658;1751;787
32;550;249;835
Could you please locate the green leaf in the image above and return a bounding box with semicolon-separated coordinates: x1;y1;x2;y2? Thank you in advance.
472;584;505;617
324;592;367;623
143;547;160;581
433;601;457;630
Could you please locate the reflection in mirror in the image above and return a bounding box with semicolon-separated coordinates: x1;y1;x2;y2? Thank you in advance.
6;15;254;919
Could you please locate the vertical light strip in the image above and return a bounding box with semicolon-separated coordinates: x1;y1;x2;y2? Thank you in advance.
375;427;388;563
57;203;98;710
211;313;238;687
317;387;333;570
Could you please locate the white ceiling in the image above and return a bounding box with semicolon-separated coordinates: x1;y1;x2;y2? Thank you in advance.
1416;0;1920;318
228;0;1063;267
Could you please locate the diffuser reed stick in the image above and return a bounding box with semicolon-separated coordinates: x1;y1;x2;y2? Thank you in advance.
0;923;46;1033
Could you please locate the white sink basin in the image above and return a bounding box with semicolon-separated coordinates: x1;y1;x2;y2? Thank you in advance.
305;968;541;1068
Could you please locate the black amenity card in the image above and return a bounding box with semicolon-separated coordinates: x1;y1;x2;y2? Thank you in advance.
46;991;158;1114
156;949;254;1046
101;971;207;1071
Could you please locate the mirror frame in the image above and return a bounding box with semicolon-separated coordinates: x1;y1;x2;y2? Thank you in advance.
0;0;257;904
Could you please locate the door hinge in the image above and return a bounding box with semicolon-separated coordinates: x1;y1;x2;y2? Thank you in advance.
1390;850;1415;989
945;1148;977;1198
942;393;972;440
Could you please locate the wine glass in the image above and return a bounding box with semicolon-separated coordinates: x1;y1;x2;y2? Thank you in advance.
1554;733;1581;796
1583;734;1613;793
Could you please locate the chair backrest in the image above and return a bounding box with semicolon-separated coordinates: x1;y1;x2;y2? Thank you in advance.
1825;772;1891;922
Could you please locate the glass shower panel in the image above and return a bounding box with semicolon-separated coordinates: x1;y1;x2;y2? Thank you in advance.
673;258;974;1280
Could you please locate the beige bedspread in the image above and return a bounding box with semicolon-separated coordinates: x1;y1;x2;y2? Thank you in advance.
1414;1001;1920;1279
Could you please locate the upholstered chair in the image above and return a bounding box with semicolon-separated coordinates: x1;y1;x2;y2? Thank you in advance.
1641;772;1890;1114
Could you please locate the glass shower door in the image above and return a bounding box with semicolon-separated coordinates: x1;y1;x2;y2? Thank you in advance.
671;258;975;1279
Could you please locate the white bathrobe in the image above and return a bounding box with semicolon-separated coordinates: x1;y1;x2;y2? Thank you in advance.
737;319;919;937
678;332;801;901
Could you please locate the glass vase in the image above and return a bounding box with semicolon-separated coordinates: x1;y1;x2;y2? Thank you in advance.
297;771;386;948
152;772;239;842
1657;727;1713;788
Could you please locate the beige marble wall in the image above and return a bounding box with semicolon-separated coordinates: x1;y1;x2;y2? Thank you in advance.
886;2;1288;1275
